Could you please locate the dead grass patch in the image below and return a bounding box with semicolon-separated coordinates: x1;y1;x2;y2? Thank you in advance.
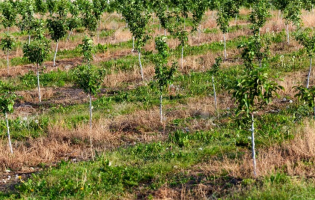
196;120;315;178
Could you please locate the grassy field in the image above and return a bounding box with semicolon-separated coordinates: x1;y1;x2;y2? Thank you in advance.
1;7;315;199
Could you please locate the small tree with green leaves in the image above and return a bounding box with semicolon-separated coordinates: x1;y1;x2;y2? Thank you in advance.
238;34;270;68
47;0;69;67
216;0;240;60
47;18;68;67
0;89;16;154
80;36;94;65
19;0;36;44
46;0;57;16
229;66;283;177
74;65;105;130
75;36;104;134
154;36;177;123
23;24;50;103
0;1;17;32
294;85;315;118
272;0;302;44
34;0;47;16
283;0;302;44
0;34;15;75
249;0;270;36
92;0;108;42
117;0;151;80
190;0;209;42
67;1;81;41
229;36;283;177
74;37;105;152
295;28;315;88
80;0;98;34
154;0;205;69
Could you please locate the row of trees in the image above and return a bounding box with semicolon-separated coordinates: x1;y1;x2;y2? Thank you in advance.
1;0;315;176
1;0;313;78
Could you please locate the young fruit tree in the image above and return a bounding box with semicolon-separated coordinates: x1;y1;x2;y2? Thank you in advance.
0;0;17;33
92;0;108;43
153;0;169;36
23;24;51;103
47;0;69;66
80;0;98;34
229;36;283;177
34;0;47;16
74;36;105;151
80;36;94;65
283;0;302;44
74;65;105;152
46;0;57;16
249;0;270;37
0;34;15;75
153;1;188;69
117;0;151;80
154;36;177;123
74;65;105;131
190;0;208;42
294;86;315;118
67;1;81;41
272;0;302;44
18;0;36;44
216;0;240;60
295;28;315;88
0;90;16;154
238;32;270;68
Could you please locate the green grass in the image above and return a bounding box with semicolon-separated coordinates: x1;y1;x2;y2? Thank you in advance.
2;10;315;200
229;174;315;199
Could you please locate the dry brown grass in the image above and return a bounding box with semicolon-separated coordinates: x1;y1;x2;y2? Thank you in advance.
196;120;315;178
0;94;226;175
149;120;315;200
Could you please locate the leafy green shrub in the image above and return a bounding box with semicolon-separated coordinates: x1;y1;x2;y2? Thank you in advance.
169;130;190;148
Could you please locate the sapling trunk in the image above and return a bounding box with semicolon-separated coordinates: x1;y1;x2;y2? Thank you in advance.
36;64;41;103
235;15;238;25
286;24;290;44
88;92;94;159
212;76;218;116
278;10;281;20
132;37;135;51
307;57;312;88
181;45;184;69
67;29;73;41
160;94;163;123
5;112;13;154
198;25;201;42
223;33;227;60
164;29;166;36
28;34;31;44
97;20;100;44
89;93;93;130
53;40;59;67
251;113;257;177
6;50;9;75
138;51;144;80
